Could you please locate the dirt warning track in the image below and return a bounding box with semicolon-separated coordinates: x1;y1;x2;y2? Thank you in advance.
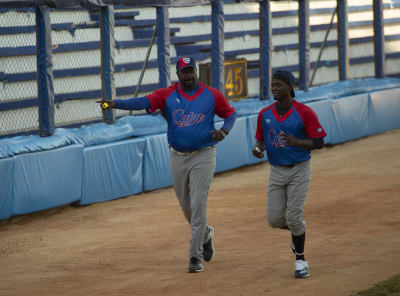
0;129;399;296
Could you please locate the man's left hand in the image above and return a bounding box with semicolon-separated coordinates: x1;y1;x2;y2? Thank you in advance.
280;131;298;146
211;129;227;142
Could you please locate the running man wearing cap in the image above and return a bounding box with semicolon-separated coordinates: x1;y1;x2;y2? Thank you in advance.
99;56;237;273
252;70;326;278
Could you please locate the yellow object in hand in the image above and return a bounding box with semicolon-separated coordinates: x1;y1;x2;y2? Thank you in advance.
102;102;109;109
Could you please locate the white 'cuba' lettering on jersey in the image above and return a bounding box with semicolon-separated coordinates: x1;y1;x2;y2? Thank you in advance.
172;109;205;127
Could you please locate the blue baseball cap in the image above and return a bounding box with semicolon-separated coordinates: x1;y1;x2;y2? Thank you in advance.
176;57;196;71
273;70;296;98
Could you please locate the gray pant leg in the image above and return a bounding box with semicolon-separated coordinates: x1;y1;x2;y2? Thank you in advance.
170;152;191;222
267;161;311;236
170;147;216;259
267;166;288;228
188;151;216;258
286;161;311;236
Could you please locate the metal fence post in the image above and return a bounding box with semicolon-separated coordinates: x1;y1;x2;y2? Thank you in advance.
299;0;310;91
259;0;272;100
211;0;224;91
373;0;385;78
337;0;349;81
100;6;115;124
36;6;54;136
157;7;171;88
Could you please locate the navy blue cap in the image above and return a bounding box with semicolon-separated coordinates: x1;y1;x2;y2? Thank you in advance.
176;57;196;71
273;70;296;98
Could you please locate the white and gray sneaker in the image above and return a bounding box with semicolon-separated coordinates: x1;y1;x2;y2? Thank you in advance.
294;260;310;278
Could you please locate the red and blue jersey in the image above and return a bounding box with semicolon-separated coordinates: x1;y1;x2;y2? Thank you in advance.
255;100;326;166
147;82;235;152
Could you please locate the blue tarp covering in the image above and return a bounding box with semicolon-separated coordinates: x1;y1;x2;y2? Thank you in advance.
368;88;400;135
0;157;13;220
306;99;334;144
142;133;173;191
330;94;370;144
80;138;145;205
0;115;166;159
215;117;250;173
246;114;268;165
12;144;83;215
293;77;400;103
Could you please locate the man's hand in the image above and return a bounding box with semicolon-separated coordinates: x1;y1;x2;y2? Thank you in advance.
97;100;115;110
252;145;264;159
279;131;298;147
210;129;227;142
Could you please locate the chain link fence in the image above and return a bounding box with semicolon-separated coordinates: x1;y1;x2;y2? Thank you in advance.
50;8;103;128
0;8;38;137
384;0;400;76
113;6;156;117
1;1;399;138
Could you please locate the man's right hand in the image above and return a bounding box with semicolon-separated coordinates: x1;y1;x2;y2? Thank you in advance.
252;145;264;159
97;100;115;110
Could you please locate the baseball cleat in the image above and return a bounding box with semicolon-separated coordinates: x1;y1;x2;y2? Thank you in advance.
188;257;204;273
294;260;309;278
203;226;214;262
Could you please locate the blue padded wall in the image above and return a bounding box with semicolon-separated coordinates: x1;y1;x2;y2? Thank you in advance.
12;144;84;215
0;157;13;220
368;88;400;135
142;133;173;191
307;99;335;144
330;94;370;144
80;138;145;205
215;117;251;173
246;114;268;165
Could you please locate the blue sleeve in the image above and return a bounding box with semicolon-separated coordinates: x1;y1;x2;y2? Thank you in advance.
221;111;237;134
113;96;151;110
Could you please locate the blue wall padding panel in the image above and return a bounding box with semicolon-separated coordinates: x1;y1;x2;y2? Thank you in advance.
246;114;268;165
80;138;145;206
0;129;72;159
12;144;83;215
294;77;400;103
61;115;167;146
230;99;269;117
2;78;400;161
306;99;335;144
0;157;14;220
330;94;370;144
215;117;250;173
142;133;173;191
368;88;400;135
0;115;167;160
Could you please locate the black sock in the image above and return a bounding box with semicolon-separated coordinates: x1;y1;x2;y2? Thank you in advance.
292;232;305;261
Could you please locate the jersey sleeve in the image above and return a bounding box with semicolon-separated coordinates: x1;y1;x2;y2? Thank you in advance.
146;86;176;112
255;111;265;141
209;88;235;119
302;106;327;138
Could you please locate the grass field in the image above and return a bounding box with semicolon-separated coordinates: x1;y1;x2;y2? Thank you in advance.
351;274;400;296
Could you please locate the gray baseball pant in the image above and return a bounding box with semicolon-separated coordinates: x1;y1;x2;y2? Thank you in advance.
169;146;216;259
267;160;311;236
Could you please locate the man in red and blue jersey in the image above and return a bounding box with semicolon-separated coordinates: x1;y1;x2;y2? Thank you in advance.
100;56;236;273
253;70;326;278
